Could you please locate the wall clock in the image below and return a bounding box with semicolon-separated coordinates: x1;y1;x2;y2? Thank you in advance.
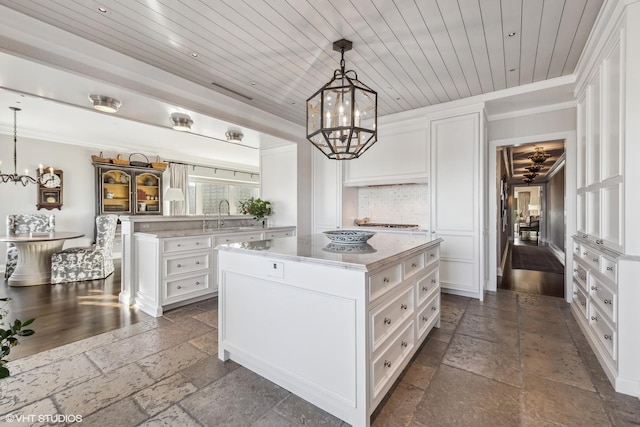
37;167;63;210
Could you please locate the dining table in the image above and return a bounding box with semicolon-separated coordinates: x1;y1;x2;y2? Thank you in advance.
0;231;84;286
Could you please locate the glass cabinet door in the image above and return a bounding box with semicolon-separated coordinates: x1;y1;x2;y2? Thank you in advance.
135;172;162;214
101;169;132;214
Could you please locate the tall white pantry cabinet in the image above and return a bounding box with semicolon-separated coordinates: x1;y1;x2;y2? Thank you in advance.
573;0;640;397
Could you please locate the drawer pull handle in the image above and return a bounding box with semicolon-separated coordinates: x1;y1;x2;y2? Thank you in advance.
581;302;586;307
196;242;200;245
606;266;613;271
401;340;408;348
593;258;598;263
580;276;586;281
177;264;182;268
583;234;588;239
195;281;201;285
422;315;429;322
384;317;391;325
591;286;597;291
422;286;429;292
196;261;200;265
431;279;436;284
400;304;408;310
582;251;587;255
573;268;578;272
604;334;612;340
573;291;577;295
383;277;390;283
384;360;391;368
411;263;417;268
596;239;603;244
177;244;182;247
591;316;598;321
604;299;612;305
177;285;182;289
430;254;435;258
432;306;437;311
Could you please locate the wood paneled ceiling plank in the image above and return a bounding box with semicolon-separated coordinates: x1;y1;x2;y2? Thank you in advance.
479;0;507;91
457;0;495;94
546;0;588;78
518;0;544;84
532;0;566;82
436;0;483;97
562;0;603;75
501;0;522;88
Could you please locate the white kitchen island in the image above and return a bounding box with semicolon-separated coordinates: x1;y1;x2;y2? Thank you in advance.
217;233;442;427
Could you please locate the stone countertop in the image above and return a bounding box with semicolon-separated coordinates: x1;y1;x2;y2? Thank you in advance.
217;233;443;272
135;226;295;239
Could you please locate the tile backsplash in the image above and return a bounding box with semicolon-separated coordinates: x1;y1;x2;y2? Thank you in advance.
357;184;429;228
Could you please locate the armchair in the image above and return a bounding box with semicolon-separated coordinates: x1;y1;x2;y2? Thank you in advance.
50;215;118;284
519;216;540;241
5;214;56;279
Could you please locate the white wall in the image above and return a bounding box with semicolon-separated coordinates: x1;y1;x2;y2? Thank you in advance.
260;145;297;228
0;135;96;265
488;108;576;140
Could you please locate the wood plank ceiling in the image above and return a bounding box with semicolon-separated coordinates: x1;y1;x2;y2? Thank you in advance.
0;0;603;126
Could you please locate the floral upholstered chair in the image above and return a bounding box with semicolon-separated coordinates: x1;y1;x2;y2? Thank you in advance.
50;214;118;284
5;214;56;279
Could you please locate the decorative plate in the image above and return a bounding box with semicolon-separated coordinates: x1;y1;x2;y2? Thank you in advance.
323;230;376;245
323;243;376;254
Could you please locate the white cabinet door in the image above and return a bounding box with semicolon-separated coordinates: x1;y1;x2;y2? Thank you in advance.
343;122;428;186
586;69;602;187
312;150;342;233
430;112;482;298
577;96;587;189
602;40;622;181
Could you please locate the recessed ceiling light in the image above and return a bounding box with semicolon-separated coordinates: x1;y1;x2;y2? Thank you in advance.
97;6;107;13
509;68;517;72
89;94;121;113
250;82;256;86
191;52;198;58
507;32;517;38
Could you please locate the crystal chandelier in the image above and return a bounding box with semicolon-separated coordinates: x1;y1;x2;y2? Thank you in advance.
525;163;543;173
0;107;50;186
306;39;377;160
528;147;550;164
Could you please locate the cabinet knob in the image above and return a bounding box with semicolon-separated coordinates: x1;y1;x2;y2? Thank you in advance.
604;334;612;341
196;261;200;265
593;258;598;263
591;285;597;291
383;277;390;283
177;244;182;247
591;316;598;321
195;281;200;285
401;340;408;348
400;303;407;310
430;254;435;258
580;276;586;281
196;242;200;245
422;286;429;292
431;279;436;284
582;234;588;239
432;306;437;311
582;252;587;255
177;264;182;268
411;263;417;268
581;302;586;306
573;268;578;272
422;315;430;322
383;360;391;368
384;317;391;325
606;266;613;272
177;285;182;289
573;291;577;295
604;299;612;305
596;239;603;244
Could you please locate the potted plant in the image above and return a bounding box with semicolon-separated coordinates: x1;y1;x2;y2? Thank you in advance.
238;197;272;227
0;298;35;378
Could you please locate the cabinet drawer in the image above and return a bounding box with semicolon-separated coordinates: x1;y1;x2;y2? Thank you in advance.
416;269;439;307
371;321;414;404
573;241;581;256
403;252;425;279
573;260;588;290
425;246;439;265
164;252;211;277
369;263;402;302
581;246;600;269
265;229;295;239
417;293;440;341
589;277;615;323
600;256;617;284
217;232;263;244
164;273;212;303
589;305;616;361
573;282;588;320
370;286;414;352
163;236;212;253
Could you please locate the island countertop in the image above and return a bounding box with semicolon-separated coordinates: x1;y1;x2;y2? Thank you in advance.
216;233;442;272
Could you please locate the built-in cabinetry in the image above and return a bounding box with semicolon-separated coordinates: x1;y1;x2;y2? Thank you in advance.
343;121;429;186
217;235;441;426
427;106;486;299
94;163;164;215
572;1;640;397
133;226;297;317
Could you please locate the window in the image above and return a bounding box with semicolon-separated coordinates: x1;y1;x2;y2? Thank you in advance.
188;179;259;215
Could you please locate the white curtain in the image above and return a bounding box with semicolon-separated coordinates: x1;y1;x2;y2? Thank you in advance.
519;192;530;221
169;162;189;216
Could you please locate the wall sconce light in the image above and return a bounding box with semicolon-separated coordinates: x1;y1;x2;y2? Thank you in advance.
88;94;121;113
171;113;193;131
225;130;243;143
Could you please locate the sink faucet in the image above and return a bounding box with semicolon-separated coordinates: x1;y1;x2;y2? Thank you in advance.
218;199;230;228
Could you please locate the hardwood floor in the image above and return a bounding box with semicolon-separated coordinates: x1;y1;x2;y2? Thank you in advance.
498;239;565;298
0;260;150;360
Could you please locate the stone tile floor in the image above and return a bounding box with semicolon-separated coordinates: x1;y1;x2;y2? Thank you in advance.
1;291;639;426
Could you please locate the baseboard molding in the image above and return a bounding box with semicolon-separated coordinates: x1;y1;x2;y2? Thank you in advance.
548;243;566;266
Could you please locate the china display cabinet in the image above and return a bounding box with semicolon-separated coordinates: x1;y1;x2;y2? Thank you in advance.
94;163;163;216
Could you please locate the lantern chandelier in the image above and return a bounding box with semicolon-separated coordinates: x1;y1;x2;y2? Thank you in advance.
306;39;377;160
0;107;52;186
528;146;551;164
